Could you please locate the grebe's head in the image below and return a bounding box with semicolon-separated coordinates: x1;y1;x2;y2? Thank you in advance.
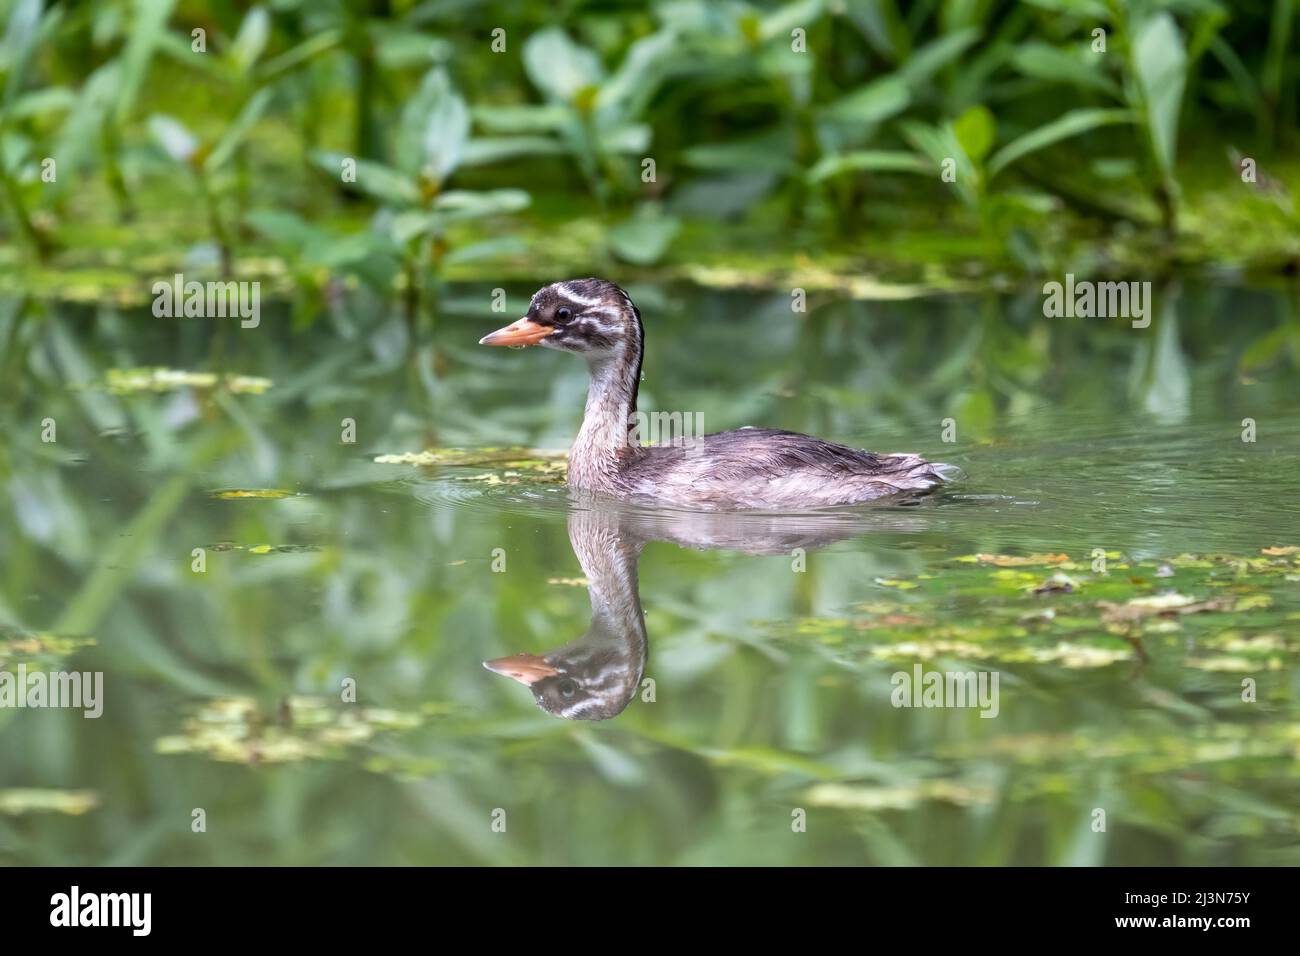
478;278;641;359
482;646;641;721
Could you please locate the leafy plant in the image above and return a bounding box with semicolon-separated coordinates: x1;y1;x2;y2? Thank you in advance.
149;87;273;274
311;68;530;320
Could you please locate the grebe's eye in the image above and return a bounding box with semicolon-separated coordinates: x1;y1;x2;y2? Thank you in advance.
556;307;572;322
558;679;578;699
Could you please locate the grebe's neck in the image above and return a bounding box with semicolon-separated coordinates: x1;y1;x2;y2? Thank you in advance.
568;337;642;492
568;510;645;649
561;510;646;703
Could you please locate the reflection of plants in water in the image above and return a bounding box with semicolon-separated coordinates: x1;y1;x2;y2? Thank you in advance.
1;286;1298;865
0;625;95;669
781;547;1298;674
156;696;422;765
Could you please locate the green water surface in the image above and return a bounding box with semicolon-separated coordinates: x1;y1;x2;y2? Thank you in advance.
1;281;1298;865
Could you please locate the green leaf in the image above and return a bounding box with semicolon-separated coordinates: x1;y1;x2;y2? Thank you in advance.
53;62;119;173
388;210;435;243
255;29;342;82
433;188;530;221
601;122;651;154
1207;36;1262;114
682;129;799;174
759;0;826;42
472;104;569;134
608;206;680;265
1011;41;1119;97
229;6;270;75
822;75;911;124
897;27;980;87
953;105;996;163
1021;0;1108;15
204;87;273;171
523;27;604;104
8;85;75;119
313;150;420;204
460;137;565;166
988;108;1135;176
115;0;177;123
148;114;198;163
443;236;527;266
843;0;909;61
396;68;470;182
596;29;678;120
370;25;451;70
244;208;319;246
1238;325;1291;372
1131;12;1186;178
900;119;978;205
2;0;44;107
1263;0;1295;100
807;149;930;182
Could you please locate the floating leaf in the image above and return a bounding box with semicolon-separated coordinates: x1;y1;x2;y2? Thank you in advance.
209;488;299;499
806;779;993;811
0;789;99;816
156;695;422;765
0;625;95;667
1033;572;1077;594
967;553;1071;567
874;577;919;590
1100;592;1229;624
374;447;567;484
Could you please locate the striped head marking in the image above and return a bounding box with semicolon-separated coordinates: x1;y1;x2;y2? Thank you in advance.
479;278;641;357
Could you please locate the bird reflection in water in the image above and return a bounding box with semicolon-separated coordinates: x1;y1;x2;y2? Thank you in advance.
484;500;931;720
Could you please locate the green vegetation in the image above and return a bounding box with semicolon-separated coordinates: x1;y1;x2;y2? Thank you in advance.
2;280;1299;863
1;2;1299;867
2;0;1299;308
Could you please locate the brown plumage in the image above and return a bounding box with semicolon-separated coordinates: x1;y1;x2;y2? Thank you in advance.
480;279;957;510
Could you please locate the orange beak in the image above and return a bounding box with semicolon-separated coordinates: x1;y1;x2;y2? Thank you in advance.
479;318;555;347
483;653;559;686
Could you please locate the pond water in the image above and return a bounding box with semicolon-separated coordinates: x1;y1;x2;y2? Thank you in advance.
1;281;1298;865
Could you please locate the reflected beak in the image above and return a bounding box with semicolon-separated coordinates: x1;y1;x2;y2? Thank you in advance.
479;318;555;347
483;652;560;686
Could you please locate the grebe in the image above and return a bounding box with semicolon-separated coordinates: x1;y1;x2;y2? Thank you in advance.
484;505;903;720
479;279;954;509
